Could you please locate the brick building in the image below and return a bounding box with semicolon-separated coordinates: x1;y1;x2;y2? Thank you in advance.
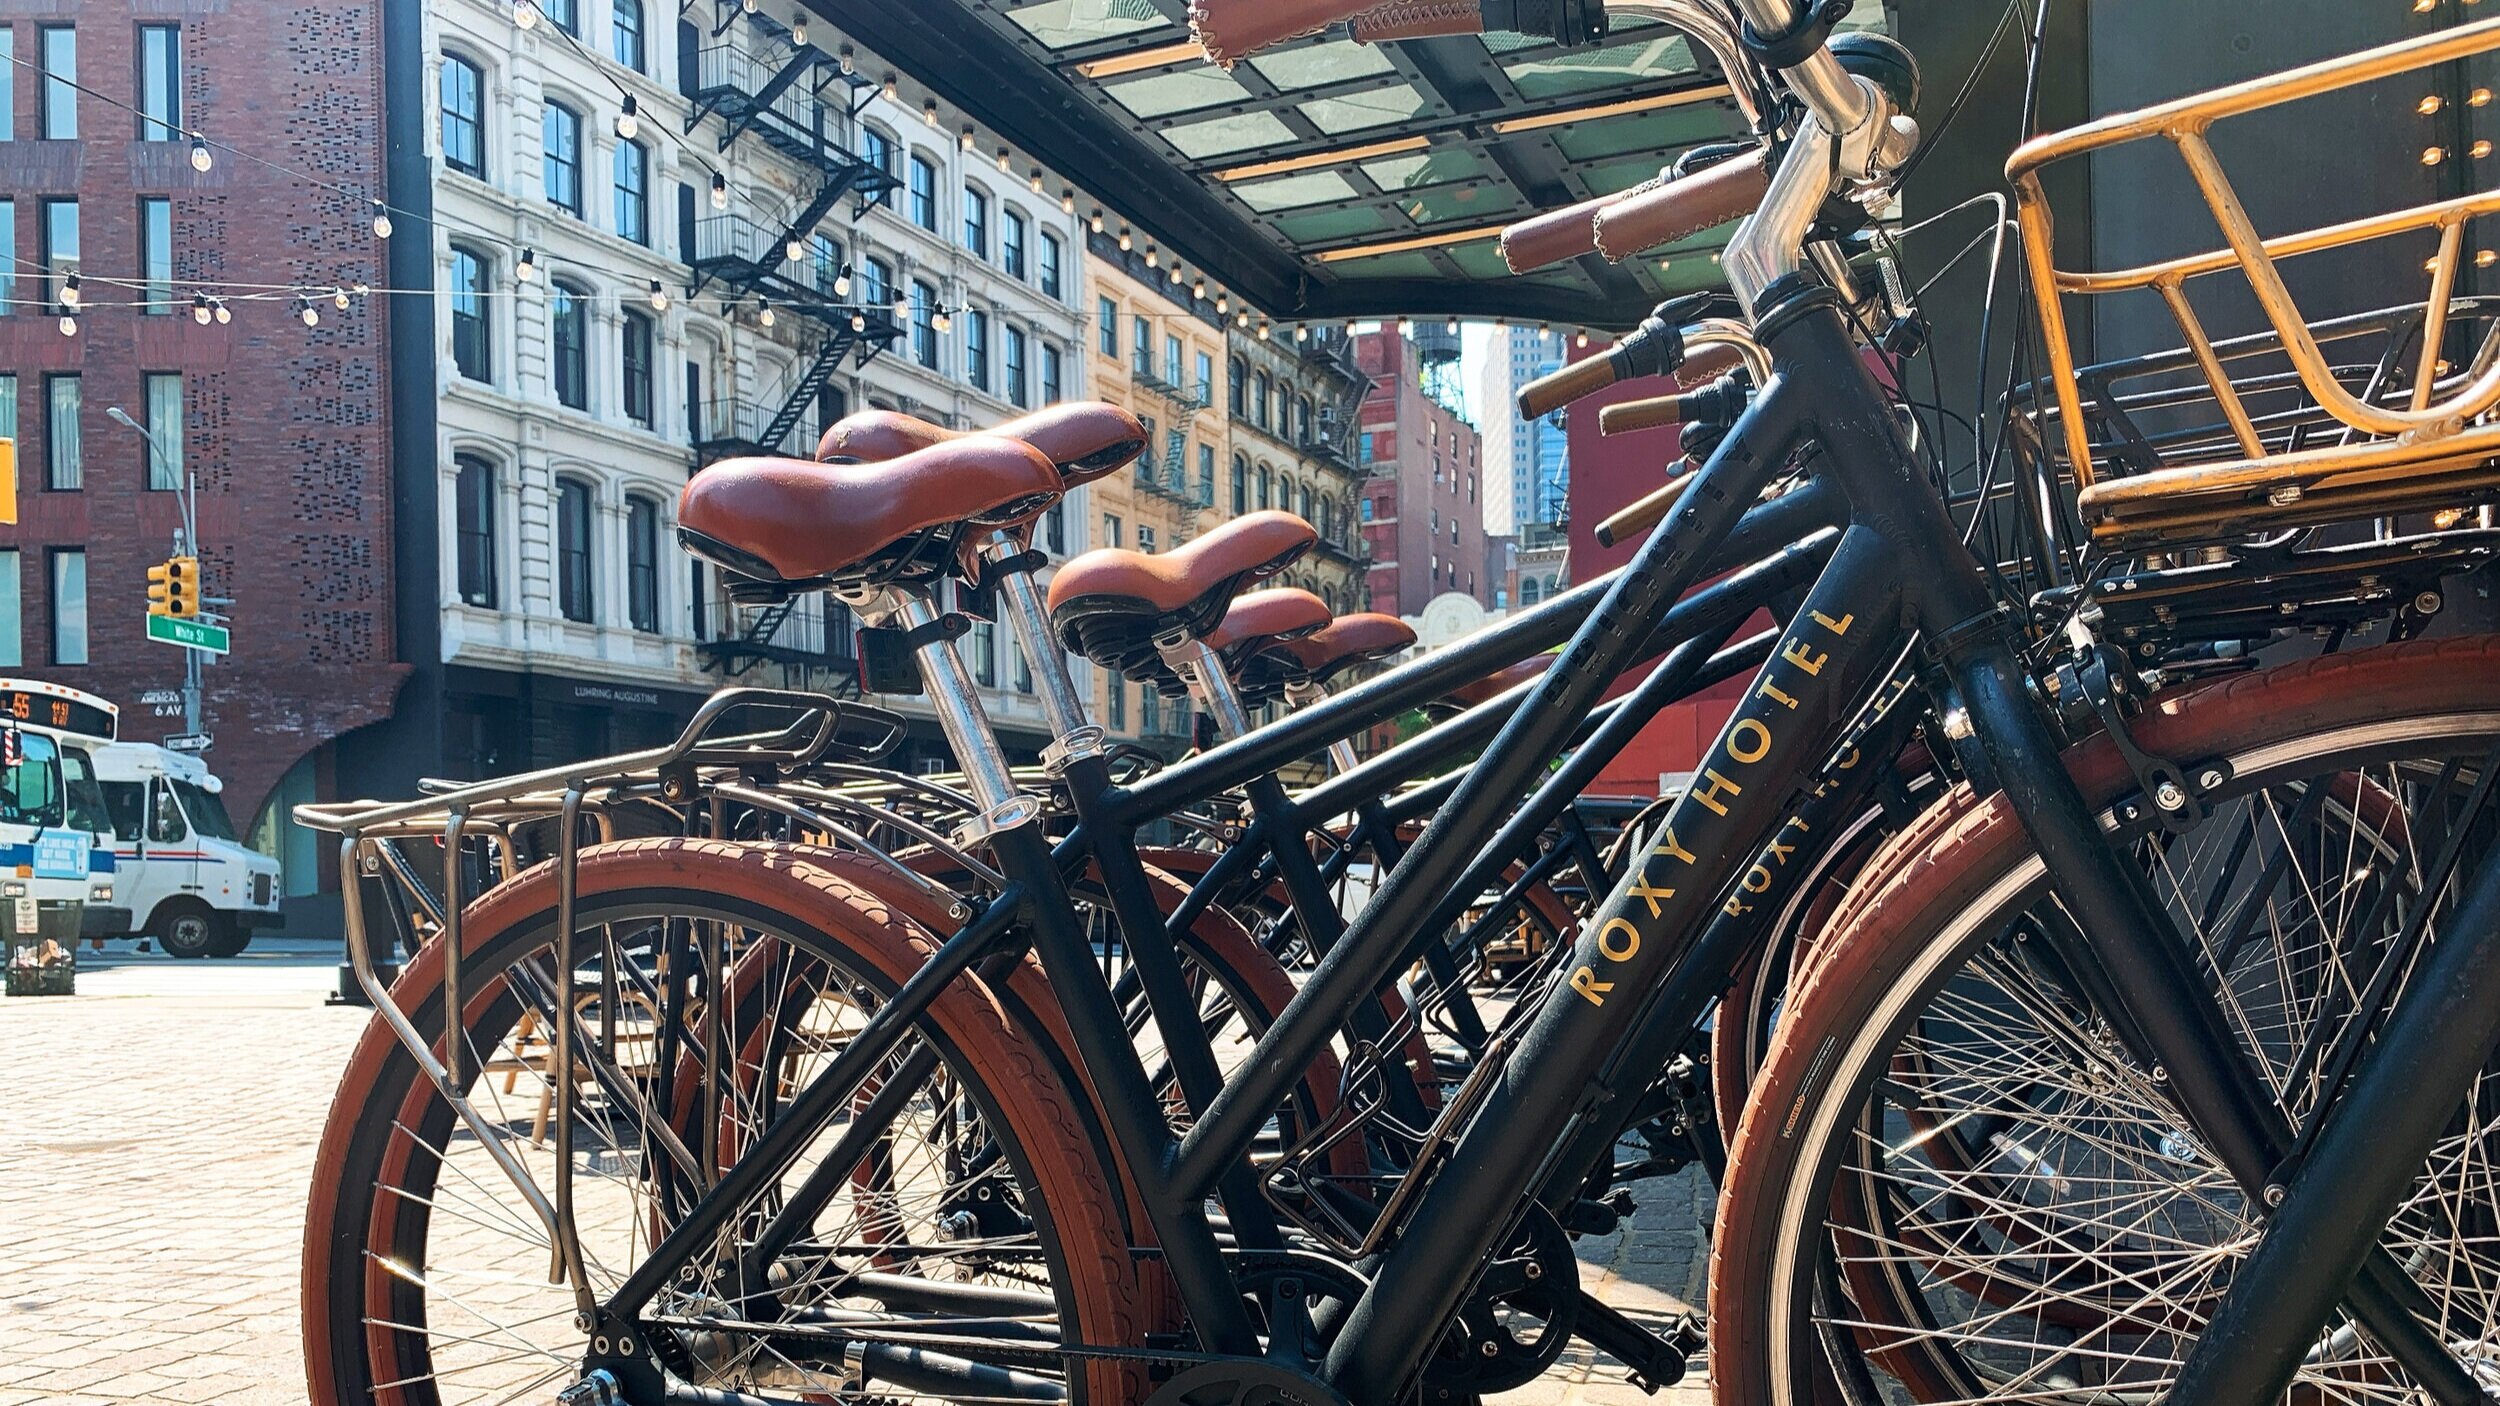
1354;329;1496;619
0;0;401;903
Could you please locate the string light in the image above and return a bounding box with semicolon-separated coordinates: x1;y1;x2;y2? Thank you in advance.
883;72;899;102
1117;226;1133;251
933;309;953;333
1028;166;1045;195
1258;321;1270;341
1294;325;1308;342
1193;277;1207;299
850;311;867;332
59;274;79;309
1169;264;1183;285
995;145;1011;174
191;294;211;325
1145;244;1158;267
1236;310;1249;327
834;265;854;296
1575;328;1589;348
332;287;351;310
1398;319;1414;336
1216;293;1229;314
758;300;775;327
616;94;641;141
785;236;805;262
648;279;669;311
923;98;940;126
1061;187;1076;215
1446;318;1459;333
711;171;729;209
840;43;857;75
214;299;231;325
741;0;756;13
516;247;538;282
960;125;975;153
371;201;392;238
299;298;320;328
791;17;808;46
189;135;213;172
515;0;539;28
58;311;76;336
1089;208;1105;233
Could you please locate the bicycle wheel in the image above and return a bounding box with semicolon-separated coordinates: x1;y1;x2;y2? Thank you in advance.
1712;637;2500;1406
303;838;1146;1406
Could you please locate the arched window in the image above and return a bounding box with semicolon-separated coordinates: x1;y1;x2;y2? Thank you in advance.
908;155;938;231
860;126;896;207
1252;372;1271;430
1297;481;1312;520
1039;232;1064;299
620;309;654;428
440;54;486;178
611;0;644;70
453;455;497;608
550;282;589;410
1231;453;1248;515
860;255;892;309
1001;207;1028;280
626;496;661;633
613;138;649;244
1521;576;1541;606
542;100;584;215
449;245;492;382
961;186;988;258
1228;357;1247;417
556;479;595;623
1256;466;1271;510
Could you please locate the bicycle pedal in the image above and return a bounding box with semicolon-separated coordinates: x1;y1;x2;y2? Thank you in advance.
555;1370;623;1406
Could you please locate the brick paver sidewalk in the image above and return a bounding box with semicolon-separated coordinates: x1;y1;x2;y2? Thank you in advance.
0;943;1713;1406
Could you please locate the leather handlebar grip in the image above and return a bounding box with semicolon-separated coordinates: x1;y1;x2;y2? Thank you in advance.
1593;468;1696;549
1347;0;1486;42
1677;342;1745;386
1598;395;1693;436
1189;0;1374;65
1497;179;1658;274
1516;354;1621;420
1590;150;1771;262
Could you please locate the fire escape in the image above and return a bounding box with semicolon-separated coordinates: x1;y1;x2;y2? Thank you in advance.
1303;329;1373;567
1131;370;1213;525
681;5;901;687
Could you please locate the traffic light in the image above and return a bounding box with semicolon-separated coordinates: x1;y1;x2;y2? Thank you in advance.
147;556;200;619
167;556;200;618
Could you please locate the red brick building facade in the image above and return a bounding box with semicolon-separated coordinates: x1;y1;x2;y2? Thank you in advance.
1354;330;1497;619
0;0;402;868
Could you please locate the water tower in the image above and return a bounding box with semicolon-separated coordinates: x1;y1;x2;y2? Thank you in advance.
1412;320;1465;414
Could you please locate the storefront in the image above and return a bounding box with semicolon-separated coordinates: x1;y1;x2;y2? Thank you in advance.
440;666;717;782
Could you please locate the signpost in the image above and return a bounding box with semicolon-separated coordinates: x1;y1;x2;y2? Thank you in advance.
136;689;180;706
162;732;212;754
144;614;229;656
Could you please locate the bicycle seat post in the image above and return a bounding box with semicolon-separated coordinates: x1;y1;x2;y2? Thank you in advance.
976;529;1108;778
1157;630;1255;742
876;585;1044;847
1283;679;1363;775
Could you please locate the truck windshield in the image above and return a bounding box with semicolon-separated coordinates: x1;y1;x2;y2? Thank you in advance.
0;733;64;828
60;748;111;835
172;779;237;841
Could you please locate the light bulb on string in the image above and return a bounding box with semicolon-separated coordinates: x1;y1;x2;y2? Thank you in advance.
1236;311;1249;328
301;299;321;328
515;0;539;27
1117;226;1132;251
1029;166;1045;194
1193;277;1207;299
1145;244;1158;267
191;294;211;326
616;94;641;140
189;135;214;172
851;312;867;332
834;266;854;296
711;171;729;209
1169;264;1183;285
758;300;775;327
1089;207;1105;233
1061;187;1076;214
960;125;975;153
791;17;808;46
1294;325;1308;342
840;43;857;74
213;299;231;325
1446;318;1458;333
1398;319;1414;337
934;309;953;333
742;0;756;13
923;98;940;126
1258;321;1270;341
333;288;351;310
1216;293;1229;314
58;311;76;337
2481;249;2498;268
996;146;1012;174
649;279;670;311
1574;328;1589;348
60;274;80;310
516;247;538;283
371;201;393;238
785;236;805;263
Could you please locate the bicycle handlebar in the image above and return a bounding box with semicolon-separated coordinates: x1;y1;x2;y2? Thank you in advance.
1591;148;1769;260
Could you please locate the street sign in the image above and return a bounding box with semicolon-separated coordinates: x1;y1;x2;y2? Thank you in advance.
162;732;212;754
137;689;180;706
145;614;229;655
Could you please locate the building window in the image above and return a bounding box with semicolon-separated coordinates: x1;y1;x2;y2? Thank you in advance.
861;128;895;206
454;455;498;607
0;551;19;668
39;198;77;308
1228;357;1246;416
143;373;181;491
1097;297;1117;356
1015;641;1032;694
1107;678;1125;730
961;186;987;258
137;25;180;141
1198;444;1215;506
860;256;892;310
1256;466;1270;510
47;549;84;665
614;138;649;244
908;155;937;230
1231;454;1248;515
1141;684;1160;735
1041;343;1063;403
1102;513;1121;548
543;102;584;215
441;54;485;177
1253;372;1271;430
551;283;589;410
611;0;644;71
1003;326;1027;408
44;373;79;490
965;309;991;392
808;232;841;296
0;378;16;447
0;32;15;144
557;479;594;623
450;245;492;382
39;27;73;141
1163;334;1182;388
1039;233;1063;299
139;197;172;313
910;280;939;369
626;497;661;633
0;201;13;308
1195;351;1214;400
1043;502;1065;552
543;0;579;35
1001;207;1027;279
1137;525;1157;554
969;621;996;686
621;310;654;428
1131;317;1150;376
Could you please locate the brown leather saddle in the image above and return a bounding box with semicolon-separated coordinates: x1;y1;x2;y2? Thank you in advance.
1045;511;1317;682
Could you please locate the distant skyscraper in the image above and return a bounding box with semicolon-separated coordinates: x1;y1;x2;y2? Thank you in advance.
1490;325;1570;528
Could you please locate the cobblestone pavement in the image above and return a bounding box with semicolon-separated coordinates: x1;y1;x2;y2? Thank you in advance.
0;941;1713;1406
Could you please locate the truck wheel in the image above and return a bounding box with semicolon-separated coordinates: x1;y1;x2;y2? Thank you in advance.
156;905;220;959
206;925;249;958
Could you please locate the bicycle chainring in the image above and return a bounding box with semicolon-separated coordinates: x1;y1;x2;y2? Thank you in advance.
1417;1206;1581;1398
